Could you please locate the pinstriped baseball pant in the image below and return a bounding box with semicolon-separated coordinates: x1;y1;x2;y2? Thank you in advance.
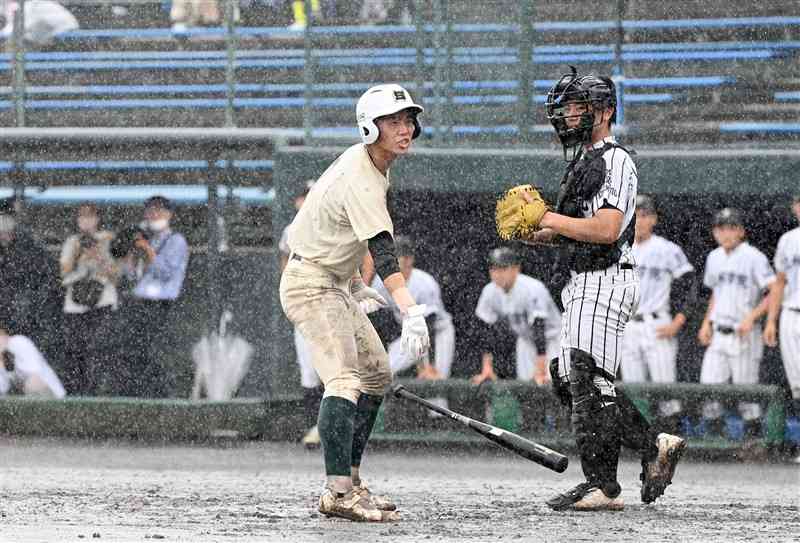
557;265;641;398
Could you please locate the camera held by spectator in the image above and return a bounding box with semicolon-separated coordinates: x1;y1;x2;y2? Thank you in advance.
110;223;151;259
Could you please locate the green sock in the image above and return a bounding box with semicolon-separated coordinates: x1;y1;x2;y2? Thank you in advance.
317;396;357;477
351;393;383;469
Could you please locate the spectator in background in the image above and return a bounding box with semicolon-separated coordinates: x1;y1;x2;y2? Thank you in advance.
170;0;240;32
360;0;414;25
113;196;189;397
171;0;216;31
59;203;119;395
0;198;61;346
1;0;79;47
0;328;66;398
288;0;321;31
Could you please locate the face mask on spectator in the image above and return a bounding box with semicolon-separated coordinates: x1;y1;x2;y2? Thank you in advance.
148;218;169;232
0;216;15;233
78;216;98;233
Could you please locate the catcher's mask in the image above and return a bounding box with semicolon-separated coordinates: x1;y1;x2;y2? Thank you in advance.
545;67;617;159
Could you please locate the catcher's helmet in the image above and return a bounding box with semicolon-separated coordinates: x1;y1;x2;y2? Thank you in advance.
356;84;423;145
488;247;519;268
712;207;744;227
545;67;617;152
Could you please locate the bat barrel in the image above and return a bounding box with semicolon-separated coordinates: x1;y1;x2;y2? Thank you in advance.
391;383;569;473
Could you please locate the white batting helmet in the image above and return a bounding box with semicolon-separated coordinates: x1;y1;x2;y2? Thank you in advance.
356;84;424;145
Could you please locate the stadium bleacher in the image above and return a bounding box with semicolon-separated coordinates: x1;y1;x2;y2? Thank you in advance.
1;1;798;235
1;6;798;140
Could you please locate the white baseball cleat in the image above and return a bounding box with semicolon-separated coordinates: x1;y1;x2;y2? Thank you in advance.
573;488;624;511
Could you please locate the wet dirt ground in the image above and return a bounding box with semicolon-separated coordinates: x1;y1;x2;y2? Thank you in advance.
1;437;798;542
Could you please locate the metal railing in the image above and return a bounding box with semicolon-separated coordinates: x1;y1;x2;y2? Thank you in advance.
5;1;799;140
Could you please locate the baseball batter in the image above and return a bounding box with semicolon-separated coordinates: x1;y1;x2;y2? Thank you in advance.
518;68;685;511
698;208;776;434
370;236;455;380
471;247;560;385
620;195;696;425
765;194;800;405
279;84;430;522
278;179;322;448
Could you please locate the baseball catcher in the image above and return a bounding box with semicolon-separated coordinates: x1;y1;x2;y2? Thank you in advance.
518;66;687;512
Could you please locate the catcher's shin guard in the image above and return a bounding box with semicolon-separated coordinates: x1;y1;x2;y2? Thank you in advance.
549;357;572;408
569;349;619;493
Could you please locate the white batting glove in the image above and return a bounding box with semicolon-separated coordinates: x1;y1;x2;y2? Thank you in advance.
401;304;430;362
351;284;388;309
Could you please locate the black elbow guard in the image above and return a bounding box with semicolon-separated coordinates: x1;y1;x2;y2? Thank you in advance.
368;231;400;279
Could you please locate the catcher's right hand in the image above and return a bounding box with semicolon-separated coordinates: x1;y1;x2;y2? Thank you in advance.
495;184;549;241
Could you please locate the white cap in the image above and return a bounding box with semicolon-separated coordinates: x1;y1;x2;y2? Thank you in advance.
356;84;423;145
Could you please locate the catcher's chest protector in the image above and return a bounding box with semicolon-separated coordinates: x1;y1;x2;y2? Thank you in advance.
556;142;625;218
554;142;636;273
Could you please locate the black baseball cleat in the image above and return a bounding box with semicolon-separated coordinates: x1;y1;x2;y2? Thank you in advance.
546;481;623;511
640;433;687;504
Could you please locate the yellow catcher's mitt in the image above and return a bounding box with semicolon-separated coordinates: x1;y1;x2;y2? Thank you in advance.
495;184;549;241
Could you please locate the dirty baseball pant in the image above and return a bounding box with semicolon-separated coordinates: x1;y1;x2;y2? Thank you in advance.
279;258;392;404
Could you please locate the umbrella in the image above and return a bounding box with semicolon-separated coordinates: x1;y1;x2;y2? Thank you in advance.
191;310;254;401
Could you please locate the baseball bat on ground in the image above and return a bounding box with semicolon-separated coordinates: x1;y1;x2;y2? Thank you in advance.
391;384;568;473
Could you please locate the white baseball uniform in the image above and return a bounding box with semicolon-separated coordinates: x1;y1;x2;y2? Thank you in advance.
371;268;455;377
0;335;66;398
557;137;640;401
774;225;800;400
475;273;561;380
280;224;320;389
621;235;693;383
700;241;775;420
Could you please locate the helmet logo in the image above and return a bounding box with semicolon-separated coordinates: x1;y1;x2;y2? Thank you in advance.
393;90;407;101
